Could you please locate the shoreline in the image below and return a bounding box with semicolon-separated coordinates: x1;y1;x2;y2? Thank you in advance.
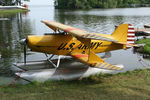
0;5;29;14
1;69;150;99
135;38;150;54
0;9;29;14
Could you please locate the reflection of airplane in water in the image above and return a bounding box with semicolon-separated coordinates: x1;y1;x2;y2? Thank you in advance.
14;20;137;82
14;53;113;82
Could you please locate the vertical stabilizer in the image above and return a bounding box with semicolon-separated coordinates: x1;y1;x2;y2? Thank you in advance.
126;24;135;49
111;24;135;49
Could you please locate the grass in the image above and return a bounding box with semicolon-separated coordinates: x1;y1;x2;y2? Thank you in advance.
135;38;150;54
0;69;150;100
0;9;28;14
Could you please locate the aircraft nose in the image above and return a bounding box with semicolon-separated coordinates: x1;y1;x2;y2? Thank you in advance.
19;38;27;45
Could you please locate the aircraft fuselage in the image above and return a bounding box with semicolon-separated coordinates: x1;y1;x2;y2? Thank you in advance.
27;34;125;55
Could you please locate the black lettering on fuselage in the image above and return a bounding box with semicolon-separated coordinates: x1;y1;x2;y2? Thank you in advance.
95;42;103;49
57;42;103;50
78;44;82;49
57;43;68;50
81;45;88;49
90;42;97;49
69;43;76;50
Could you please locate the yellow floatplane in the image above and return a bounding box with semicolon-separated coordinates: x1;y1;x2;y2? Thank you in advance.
21;20;136;71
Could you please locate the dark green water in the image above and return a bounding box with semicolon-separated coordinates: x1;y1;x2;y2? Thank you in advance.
0;12;32;84
0;6;150;84
0;12;32;75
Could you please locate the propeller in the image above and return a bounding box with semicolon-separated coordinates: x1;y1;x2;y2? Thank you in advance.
24;41;27;64
20;38;27;64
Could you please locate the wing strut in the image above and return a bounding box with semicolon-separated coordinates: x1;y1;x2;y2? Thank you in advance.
45;54;61;68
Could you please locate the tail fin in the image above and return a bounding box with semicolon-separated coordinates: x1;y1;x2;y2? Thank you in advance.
111;24;135;49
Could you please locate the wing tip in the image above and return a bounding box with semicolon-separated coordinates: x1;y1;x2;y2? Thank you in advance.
41;20;57;24
113;64;124;70
95;63;124;71
41;20;47;23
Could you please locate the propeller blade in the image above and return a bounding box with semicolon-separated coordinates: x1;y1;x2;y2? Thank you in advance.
24;42;26;64
20;38;27;64
22;38;27;65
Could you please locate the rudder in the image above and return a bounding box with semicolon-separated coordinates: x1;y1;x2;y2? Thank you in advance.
111;24;135;49
126;24;135;49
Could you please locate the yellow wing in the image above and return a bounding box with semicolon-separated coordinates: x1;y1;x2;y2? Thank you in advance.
70;51;123;71
41;20;137;47
41;20;117;42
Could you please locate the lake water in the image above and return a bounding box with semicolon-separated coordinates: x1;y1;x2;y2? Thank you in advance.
0;5;150;85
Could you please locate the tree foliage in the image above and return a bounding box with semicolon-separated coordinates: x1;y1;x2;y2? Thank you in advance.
0;0;29;6
55;0;150;9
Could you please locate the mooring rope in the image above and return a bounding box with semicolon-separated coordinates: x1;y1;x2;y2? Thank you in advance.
0;70;23;88
136;52;150;67
9;70;23;87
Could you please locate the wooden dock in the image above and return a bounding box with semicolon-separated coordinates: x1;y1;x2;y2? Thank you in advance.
135;28;150;36
0;5;28;10
115;25;150;36
140;36;150;39
144;24;150;28
0;18;9;21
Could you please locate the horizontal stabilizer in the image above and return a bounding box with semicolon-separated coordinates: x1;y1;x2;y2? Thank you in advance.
95;63;124;71
70;52;123;71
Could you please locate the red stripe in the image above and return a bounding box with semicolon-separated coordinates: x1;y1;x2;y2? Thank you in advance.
64;28;76;32
128;32;135;34
127;39;134;41
127;36;135;38
129;43;134;44
128;24;132;26
73;54;88;58
126;47;131;49
128;28;134;30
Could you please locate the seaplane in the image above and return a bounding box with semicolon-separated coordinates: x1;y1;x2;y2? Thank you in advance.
14;20;136;81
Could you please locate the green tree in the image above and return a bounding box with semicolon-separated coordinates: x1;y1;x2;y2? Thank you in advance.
54;0;150;9
0;0;29;6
